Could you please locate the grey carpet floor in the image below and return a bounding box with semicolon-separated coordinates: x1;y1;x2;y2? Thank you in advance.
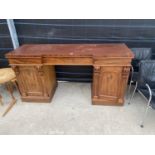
0;82;155;135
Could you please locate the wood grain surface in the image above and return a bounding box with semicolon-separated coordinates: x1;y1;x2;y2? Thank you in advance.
6;44;134;105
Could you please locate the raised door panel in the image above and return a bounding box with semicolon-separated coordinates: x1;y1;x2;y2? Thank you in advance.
12;65;57;102
98;67;122;102
16;66;44;97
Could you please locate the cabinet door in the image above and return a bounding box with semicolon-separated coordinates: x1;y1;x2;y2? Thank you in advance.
16;66;44;97
13;65;57;102
98;66;122;103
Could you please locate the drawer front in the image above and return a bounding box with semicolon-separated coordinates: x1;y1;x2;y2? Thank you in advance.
43;57;93;65
8;57;42;65
94;58;131;66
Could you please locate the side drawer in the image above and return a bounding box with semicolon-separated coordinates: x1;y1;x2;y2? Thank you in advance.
93;58;131;66
8;57;42;65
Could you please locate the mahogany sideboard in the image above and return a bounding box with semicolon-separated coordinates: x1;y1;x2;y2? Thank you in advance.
5;44;134;106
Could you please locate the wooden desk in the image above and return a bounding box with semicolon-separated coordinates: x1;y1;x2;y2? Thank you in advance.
6;44;134;106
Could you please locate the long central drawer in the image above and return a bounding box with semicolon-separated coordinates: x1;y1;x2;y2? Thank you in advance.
43;57;93;65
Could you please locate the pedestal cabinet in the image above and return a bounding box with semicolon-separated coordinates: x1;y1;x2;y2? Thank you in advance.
92;66;130;105
13;65;57;102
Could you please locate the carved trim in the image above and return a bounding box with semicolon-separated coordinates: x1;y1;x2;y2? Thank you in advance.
12;66;20;75
122;66;130;79
94;66;100;73
93;66;101;99
36;66;48;97
36;66;44;76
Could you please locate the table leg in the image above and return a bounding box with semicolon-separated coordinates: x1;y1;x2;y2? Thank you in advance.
0;93;3;105
2;82;16;117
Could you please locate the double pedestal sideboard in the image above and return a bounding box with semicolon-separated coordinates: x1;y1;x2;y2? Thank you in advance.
6;44;134;106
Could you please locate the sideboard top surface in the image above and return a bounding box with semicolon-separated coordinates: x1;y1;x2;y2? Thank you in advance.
6;43;134;58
